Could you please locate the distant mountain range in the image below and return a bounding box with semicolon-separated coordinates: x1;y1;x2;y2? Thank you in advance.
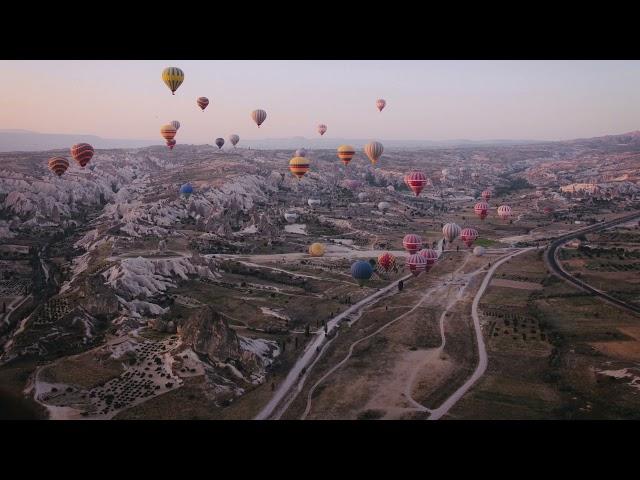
0;130;157;152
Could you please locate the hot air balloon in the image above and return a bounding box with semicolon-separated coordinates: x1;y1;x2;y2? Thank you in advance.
48;157;69;177
358;192;368;202
473;246;486;257
308;198;321;208
497;205;512;221
403;234;423;254
160;124;177;142
295;148;307;158
317;124;327;136
406;171;428;197
442;223;461;243
406;254;427;276
162;67;184;95
166;139;177;150
337;145;355;166
418;248;438;271
364;141;383;165
170;120;181;131
284;212;298;224
229;134;240;147
377;252;396;272
289;157;310;180
351;260;374;286
378;201;391;213
460;228;478;248
197;97;209;111
70;143;94;168
180;183;193;198
481;189;492;201
309;243;325;257
376;99;386;112
215;138;225;149
251;109;267;128
474;201;489;221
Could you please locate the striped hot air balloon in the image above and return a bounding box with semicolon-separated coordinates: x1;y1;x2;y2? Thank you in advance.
251;109;267;128
48;157;69;177
170;120;181;131
160;124;177;142
406;171;428;197
418;248;438;271
497;205;512;221
295;148;307;157
377;252;396;272
70;143;94;168
309;243;325;257
376;99;386;112
166;139;176;150
229;134;240;147
162;67;184;95
406;254;427;276
215;138;225;149
197;97;209;111
481;189;492;201
442;223;461;243
351;261;374;286
337;145;355;166
364;141;383;165
317;124;327;136
403;234;423;254
474;201;489;220
460;228;479;248
289;156;310;179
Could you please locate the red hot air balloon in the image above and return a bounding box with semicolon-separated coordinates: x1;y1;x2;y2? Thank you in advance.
406;171;428;197
418;248;438;271
406;254;427;276
166;139;176;150
497;205;512;221
160;124;177;142
377;252;396;272
402;234;423;254
481;189;492;201
197;97;209;111
474;201;489;220
460;228;479;248
70;143;94;168
48;157;69;177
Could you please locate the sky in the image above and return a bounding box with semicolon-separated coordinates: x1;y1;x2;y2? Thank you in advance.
1;60;640;143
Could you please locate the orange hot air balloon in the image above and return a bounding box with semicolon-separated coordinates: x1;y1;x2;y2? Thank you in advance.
289;156;310;179
377;252;396;272
337;145;356;166
160;124;177;142
70;143;94;168
197;97;209;111
48;157;69;177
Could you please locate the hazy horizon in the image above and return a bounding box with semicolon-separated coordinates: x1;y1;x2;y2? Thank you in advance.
1;60;640;145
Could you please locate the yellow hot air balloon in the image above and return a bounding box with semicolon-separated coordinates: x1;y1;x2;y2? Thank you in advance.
162;67;184;95
289;156;310;180
364;141;384;165
337;145;356;166
309;243;325;257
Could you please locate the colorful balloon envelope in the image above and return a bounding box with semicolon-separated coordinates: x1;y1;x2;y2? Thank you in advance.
481;189;492;201
402;234;423;254
406;254;427;276
337;145;355;166
364;141;384;165
229;134;240;147
376;98;386;112
48;157;69;177
215;138;225;149
295;148;307;158
497;205;512;220
418;248;438;271
406;171;428;197
197;97;209;111
180;183;193;197
442;223;461;243
351;260;374;286
160;124;177;142
289;156;310;180
162;67;184;95
251;109;267;128
309;243;325;257
170;120;181;131
377;252;396;272
474;201;489;220
317;124;327;136
460;228;479;248
166;139;177;150
70;143;94;168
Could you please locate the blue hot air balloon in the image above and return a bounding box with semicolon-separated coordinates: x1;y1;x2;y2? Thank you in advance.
351;260;374;286
180;183;193;198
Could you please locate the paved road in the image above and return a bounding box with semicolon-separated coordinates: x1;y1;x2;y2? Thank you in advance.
543;211;640;317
